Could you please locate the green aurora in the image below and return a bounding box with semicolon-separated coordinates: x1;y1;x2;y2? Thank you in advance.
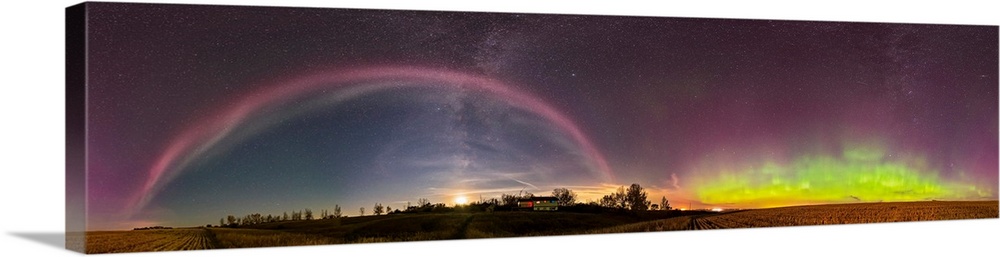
693;144;993;207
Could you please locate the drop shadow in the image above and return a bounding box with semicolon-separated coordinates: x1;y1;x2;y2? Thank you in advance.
9;232;65;250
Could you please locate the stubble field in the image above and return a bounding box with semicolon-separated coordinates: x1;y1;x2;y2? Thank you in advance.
594;200;998;233
85;200;998;253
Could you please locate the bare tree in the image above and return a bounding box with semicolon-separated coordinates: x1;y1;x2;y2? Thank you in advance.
417;198;431;207
552;188;578;206
333;205;342;218
360;207;366;216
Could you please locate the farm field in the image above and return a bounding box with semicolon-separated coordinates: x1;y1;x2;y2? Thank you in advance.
85;228;215;253
594;200;999;233
85;201;998;253
84;210;695;253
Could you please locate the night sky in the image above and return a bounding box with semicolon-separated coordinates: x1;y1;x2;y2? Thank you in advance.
83;3;998;230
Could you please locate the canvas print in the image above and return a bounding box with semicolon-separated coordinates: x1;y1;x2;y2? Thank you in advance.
65;2;999;254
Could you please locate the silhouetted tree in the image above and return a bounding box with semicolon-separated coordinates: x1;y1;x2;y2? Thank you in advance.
483;198;500;206
417;198;431;207
360;207;366;216
552;188;578;206
242;213;262;225
625;183;650;211
600;186;627;209
660;196;671;210
305;209;314;220
431;203;447;212
374;203;384;215
219;218;225;227
226;215;237;226
283;212;289;221
333;205;342;218
614;186;627;209
501;194;519;207
600;194;617;208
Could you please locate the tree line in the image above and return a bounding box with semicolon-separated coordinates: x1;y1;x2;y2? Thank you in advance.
596;183;671;211
216;205;344;227
214;183;670;228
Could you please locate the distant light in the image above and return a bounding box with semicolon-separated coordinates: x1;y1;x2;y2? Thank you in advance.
455;196;468;205
711;208;723;212
679;208;686;211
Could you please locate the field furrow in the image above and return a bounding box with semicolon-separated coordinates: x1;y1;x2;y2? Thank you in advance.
86;228;216;253
86;201;997;253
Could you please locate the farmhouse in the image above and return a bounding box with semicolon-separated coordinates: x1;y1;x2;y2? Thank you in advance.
517;196;559;211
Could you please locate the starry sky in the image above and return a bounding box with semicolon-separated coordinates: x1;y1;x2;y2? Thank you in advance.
82;3;998;230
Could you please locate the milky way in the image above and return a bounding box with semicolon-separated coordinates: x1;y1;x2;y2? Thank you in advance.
129;66;615;215
83;3;997;229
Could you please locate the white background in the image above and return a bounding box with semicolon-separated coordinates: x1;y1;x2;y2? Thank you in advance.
1;0;997;256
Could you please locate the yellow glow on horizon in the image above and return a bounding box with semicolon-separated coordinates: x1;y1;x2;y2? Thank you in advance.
454;196;468;205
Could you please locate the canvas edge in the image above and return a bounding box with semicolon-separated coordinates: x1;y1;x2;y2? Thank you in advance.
66;1;87;254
